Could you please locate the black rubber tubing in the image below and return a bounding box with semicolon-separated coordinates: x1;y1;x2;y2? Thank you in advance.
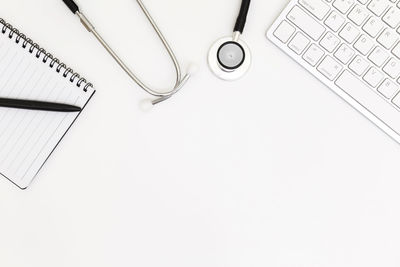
234;0;251;34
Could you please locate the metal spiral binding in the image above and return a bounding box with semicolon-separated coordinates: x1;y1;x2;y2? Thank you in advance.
0;18;93;92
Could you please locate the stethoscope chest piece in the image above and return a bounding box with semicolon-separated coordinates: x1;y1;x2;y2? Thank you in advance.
208;36;251;81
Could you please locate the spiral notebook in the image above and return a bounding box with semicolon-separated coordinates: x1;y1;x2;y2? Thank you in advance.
0;18;95;189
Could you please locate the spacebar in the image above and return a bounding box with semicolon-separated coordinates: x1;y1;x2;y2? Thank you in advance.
335;70;400;134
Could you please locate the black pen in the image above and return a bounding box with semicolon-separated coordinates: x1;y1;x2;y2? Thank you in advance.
0;98;82;112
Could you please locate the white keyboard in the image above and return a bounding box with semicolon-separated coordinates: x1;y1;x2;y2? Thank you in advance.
267;0;400;143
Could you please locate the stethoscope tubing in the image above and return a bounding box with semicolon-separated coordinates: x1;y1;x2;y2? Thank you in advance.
63;0;191;105
234;0;251;34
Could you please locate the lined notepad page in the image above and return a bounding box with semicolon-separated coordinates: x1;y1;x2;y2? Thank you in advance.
0;29;95;189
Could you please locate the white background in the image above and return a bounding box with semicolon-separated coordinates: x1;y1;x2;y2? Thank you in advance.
1;0;400;266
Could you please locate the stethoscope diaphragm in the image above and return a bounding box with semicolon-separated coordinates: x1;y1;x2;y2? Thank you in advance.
217;41;246;70
208;36;251;81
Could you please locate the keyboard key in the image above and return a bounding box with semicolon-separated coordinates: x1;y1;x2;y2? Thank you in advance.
392;42;400;59
299;0;331;20
363;17;384;38
383;58;400;78
334;43;355;63
317;56;343;80
368;46;389;66
383;7;400;28
335;71;400;132
325;11;346;31
354;35;374;55
378;79;399;99
287;6;326;40
320;32;341;52
363;67;383;87
339;23;360;43
368;0;389;17
392;92;400;108
274;21;296;43
377;29;398;49
303;44;325;66
289;32;310;54
333;0;355;14
348;5;369;26
349;55;370;75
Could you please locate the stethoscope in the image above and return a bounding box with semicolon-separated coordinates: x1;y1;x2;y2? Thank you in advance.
62;0;194;107
209;0;252;81
62;0;252;106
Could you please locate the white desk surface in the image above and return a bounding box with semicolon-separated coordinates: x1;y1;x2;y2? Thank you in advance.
1;0;400;266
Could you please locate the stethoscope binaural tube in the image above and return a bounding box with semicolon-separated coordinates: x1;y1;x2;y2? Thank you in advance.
209;0;252;81
62;0;195;107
